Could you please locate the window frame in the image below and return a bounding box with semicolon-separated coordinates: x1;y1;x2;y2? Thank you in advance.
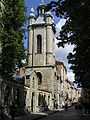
37;34;42;54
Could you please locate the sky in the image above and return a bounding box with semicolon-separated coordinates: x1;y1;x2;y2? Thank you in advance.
25;0;75;82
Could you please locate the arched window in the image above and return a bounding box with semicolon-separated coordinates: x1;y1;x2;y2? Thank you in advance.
36;72;42;85
32;77;34;88
37;34;42;54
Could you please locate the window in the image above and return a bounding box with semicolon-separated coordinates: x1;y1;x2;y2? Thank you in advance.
37;35;42;53
32;77;34;88
57;75;59;80
36;72;42;85
26;75;29;79
54;72;56;76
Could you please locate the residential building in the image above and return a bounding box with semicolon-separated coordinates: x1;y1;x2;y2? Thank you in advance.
55;60;67;108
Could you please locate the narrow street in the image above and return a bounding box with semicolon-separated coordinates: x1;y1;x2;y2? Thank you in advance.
13;106;90;120
38;106;90;120
0;106;90;120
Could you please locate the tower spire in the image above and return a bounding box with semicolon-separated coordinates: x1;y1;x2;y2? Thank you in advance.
41;0;44;3
30;7;35;18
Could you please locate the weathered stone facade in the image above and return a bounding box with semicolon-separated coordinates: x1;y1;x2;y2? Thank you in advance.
55;60;80;107
25;70;38;112
55;60;67;108
25;0;57;112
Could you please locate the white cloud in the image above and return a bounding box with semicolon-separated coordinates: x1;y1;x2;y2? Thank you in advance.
55;43;74;71
66;72;75;82
55;19;75;82
55;18;66;37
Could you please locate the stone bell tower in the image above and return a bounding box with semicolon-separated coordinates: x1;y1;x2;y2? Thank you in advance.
27;0;56;109
28;0;56;67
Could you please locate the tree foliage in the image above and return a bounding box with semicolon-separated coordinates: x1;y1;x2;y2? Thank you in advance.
0;0;26;80
46;0;90;88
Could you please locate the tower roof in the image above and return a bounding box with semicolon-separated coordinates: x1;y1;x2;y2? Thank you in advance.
30;7;34;13
30;7;35;18
35;16;45;24
37;0;46;16
45;11;53;18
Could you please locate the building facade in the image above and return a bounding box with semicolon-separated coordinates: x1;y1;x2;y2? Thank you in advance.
25;0;57;112
55;60;67;108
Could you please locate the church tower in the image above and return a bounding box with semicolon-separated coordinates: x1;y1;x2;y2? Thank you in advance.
28;0;55;66
27;0;56;109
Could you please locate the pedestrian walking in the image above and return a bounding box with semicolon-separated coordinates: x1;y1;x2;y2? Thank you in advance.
82;95;89;113
65;101;68;111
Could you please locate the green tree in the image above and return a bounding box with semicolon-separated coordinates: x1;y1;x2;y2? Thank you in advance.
46;0;90;88
0;0;26;80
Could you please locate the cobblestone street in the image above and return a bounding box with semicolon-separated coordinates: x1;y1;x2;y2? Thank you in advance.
7;106;89;120
39;106;90;120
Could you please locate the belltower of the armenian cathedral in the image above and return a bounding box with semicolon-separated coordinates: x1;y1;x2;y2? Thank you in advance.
26;0;57;111
28;0;55;66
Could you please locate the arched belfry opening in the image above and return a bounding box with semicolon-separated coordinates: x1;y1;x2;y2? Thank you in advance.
37;0;46;16
37;34;42;54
